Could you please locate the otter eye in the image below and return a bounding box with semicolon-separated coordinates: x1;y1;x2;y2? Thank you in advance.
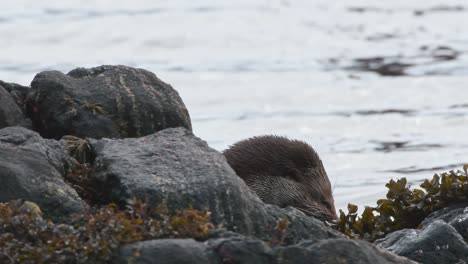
322;200;332;209
287;168;302;182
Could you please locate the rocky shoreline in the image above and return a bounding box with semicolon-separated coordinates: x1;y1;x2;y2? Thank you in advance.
1;65;467;263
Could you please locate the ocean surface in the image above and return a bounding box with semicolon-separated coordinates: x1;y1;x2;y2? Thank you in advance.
1;0;467;212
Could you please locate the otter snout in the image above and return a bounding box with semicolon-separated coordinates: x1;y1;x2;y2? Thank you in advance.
296;200;337;222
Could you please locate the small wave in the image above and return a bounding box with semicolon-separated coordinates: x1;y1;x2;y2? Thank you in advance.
372;141;443;153
332;46;465;77
382;163;466;174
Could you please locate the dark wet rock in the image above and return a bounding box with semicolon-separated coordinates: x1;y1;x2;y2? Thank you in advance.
26;65;192;140
0;84;27;128
115;234;416;264
88;127;342;243
376;220;468;264
0;126;88;220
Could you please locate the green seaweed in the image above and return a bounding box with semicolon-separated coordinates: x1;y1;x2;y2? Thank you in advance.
336;165;468;241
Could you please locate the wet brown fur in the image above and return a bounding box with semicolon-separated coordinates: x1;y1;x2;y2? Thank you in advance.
223;135;337;222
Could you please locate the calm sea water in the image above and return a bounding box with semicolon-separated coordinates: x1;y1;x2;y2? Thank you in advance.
1;0;467;212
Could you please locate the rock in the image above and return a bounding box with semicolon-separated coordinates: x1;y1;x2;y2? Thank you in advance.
26;65;191;139
421;205;468;223
208;234;275;264
376;220;468;264
117;239;212;264
0;84;28;128
115;233;416;264
0;126;88;220
421;205;468;240
0;80;30;113
276;239;417;264
89;127;342;243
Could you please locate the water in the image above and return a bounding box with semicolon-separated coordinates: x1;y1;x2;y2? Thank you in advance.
1;0;467;212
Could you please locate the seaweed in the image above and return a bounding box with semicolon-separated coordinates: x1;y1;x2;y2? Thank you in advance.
0;199;213;264
336;165;468;241
269;216;289;247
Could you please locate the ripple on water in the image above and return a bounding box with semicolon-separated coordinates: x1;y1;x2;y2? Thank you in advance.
372;141;444;153
336;46;465;76
383;163;467;174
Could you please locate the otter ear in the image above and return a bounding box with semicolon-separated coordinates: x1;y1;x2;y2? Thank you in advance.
287;168;302;182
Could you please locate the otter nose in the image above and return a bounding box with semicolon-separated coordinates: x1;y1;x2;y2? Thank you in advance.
296;203;337;222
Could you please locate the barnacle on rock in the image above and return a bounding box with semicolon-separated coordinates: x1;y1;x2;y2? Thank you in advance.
336;165;468;241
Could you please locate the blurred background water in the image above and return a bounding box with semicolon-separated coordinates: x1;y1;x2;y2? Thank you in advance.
1;0;467;212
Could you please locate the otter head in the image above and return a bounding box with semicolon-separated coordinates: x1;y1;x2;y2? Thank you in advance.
223;135;337;222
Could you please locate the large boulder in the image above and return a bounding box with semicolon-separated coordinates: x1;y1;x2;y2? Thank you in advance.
116;233;416;264
0;126;88;219
88;127;342;243
0;84;27;128
26;65;192;139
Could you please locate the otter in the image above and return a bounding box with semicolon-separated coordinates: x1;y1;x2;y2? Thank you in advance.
223;135;337;222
